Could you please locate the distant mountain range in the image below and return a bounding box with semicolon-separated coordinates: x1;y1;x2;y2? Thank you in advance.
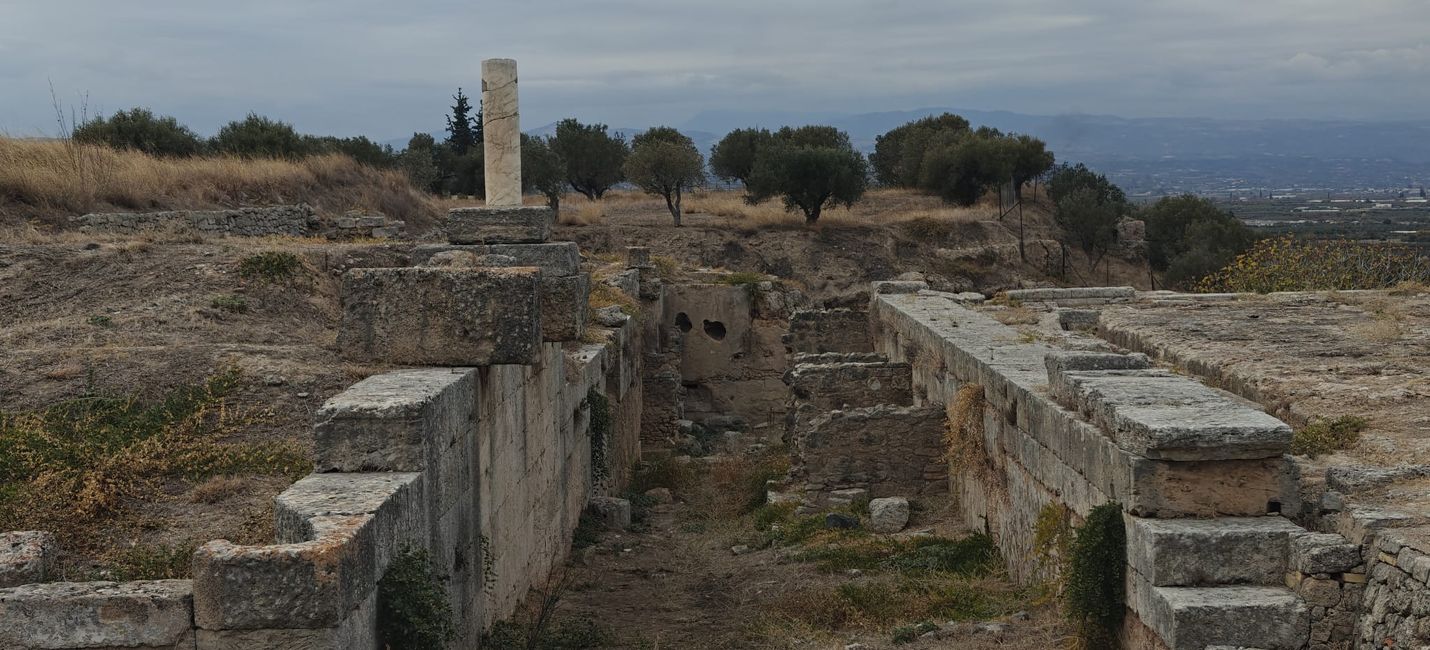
393;108;1430;195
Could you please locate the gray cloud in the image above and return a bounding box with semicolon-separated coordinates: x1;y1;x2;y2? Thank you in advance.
2;0;1426;140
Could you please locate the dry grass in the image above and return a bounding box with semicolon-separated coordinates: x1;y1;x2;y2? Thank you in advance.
189;475;250;504
560;201;606;226
680;188;998;230
0;137;442;228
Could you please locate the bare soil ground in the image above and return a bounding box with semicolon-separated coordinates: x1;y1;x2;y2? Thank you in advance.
534;458;1069;649
0;233;408;578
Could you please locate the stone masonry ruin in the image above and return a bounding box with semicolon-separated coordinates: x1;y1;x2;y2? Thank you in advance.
5;59;1430;650
0;58;646;650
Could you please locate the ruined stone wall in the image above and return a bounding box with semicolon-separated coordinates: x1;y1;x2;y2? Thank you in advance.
0;322;641;650
72;205;318;237
784;308;872;355
657;282;794;433
869;284;1325;650
791;404;946;501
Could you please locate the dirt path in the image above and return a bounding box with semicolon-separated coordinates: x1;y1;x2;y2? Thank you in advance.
535;458;1069;650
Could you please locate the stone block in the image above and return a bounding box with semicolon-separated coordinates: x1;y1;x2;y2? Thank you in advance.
411;243;581;277
1131;580;1309;650
1004;286;1136;302
199;473;423;631
1044;351;1151;380
541;273;590;342
586;497;631;530
1127;516;1302;587
1057;308;1101;330
0;531;56;588
626;246;652;269
868;497;911;533
826;488;869;507
872;280;928;294
0;580;195;649
446;206;552;244
1055;368;1292;460
1291;532;1362;575
312;368;476;473
785;360;913;411
338;267;542;366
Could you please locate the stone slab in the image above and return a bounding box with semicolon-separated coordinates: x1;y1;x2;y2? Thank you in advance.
313;369;476;473
1004;286;1136;302
411;242;581;277
446;206;552;244
338;267;542;366
1054;368;1292;461
0;580;195;649
540;273;590;342
1127;516;1302;587
0;531;56;588
1133;581;1308;650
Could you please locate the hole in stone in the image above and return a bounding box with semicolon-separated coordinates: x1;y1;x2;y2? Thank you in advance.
1267;500;1282;514
703;320;727;340
675;312;692;333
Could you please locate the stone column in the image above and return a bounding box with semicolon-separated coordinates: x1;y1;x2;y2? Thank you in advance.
482;58;522;207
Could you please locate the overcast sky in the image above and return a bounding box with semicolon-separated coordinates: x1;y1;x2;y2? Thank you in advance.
2;0;1427;140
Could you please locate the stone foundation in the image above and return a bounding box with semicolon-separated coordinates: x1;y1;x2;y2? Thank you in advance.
72;205;317;237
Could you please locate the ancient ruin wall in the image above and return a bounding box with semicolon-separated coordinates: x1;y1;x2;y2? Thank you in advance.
71;205;319;237
867;284;1348;650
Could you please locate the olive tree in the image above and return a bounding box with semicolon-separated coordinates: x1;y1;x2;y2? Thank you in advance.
521;134;565;213
623;127;705;226
72;108;205;157
550;119;629;200
709;127;772;187
745;126;868;224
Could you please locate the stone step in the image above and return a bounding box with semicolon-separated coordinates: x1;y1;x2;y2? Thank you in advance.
1132;581;1308;650
1128;516;1304;587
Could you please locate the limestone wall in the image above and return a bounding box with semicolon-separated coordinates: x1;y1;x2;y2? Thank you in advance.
0;287;643;650
72;205;318;237
784;308;872;355
868;285;1328;649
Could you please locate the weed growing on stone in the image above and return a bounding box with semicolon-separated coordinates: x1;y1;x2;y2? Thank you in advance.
586;283;641;322
237;251;302;283
1291;415;1369;458
377;547;455;650
582;388;611;485
1064;502;1125;650
1032;502;1075;600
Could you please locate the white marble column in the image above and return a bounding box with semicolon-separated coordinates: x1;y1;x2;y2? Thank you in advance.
481;58;522;207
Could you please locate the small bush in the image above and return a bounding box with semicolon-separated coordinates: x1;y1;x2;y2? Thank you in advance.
210;294;248;313
1064;503;1125;650
629;456;695;496
1291;416;1369;458
87;315;113;327
238;251;302;283
377;547;455;650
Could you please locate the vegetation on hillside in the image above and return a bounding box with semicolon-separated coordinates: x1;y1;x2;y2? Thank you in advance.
0;136;442;227
1199;236;1430;293
1142;195;1258;289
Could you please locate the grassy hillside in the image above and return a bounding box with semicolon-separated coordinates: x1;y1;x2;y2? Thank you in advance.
0;137;443;229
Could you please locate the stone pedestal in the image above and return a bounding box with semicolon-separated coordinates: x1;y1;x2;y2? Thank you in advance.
482;58;521;207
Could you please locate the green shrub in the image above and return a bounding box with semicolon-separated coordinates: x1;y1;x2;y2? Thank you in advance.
1065;503;1125;650
377;547;455;650
73;108;205;157
210;294;248;313
891;621;939;645
629;456;695;495
238;251;302;283
584;389;611;484
1291;416;1369;458
87;315;113;327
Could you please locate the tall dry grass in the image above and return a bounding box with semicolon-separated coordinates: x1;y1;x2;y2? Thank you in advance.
0;137;443;228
